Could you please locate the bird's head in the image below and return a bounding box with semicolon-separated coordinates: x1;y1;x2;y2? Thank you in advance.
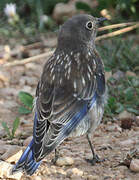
57;14;106;52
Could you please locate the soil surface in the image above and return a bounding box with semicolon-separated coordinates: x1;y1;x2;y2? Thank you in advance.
0;38;139;180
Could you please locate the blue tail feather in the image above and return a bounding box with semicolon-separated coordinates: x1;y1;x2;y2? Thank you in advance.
12;139;41;175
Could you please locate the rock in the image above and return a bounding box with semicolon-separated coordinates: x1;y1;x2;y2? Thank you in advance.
23;136;33;146
105;71;112;81
0;161;23;180
34;176;42;180
52;3;76;22
130;159;139;172
1;145;22;163
56;156;74;166
57;168;66;175
112;70;124;81
67;168;83;177
126;71;136;77
118;110;133;120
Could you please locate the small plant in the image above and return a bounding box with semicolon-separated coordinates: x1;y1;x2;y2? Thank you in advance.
18;91;34;114
100;37;139;120
1;117;20;139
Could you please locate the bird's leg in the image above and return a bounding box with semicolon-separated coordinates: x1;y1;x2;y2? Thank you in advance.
86;134;104;165
51;149;59;164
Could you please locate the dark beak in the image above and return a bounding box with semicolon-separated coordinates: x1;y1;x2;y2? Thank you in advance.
96;17;107;24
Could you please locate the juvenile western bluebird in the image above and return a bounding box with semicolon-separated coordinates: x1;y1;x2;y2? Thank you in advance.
12;14;107;175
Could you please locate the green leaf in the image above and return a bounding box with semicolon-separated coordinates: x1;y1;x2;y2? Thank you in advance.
12;117;20;138
1;122;11;138
75;2;92;12
126;107;139;115
18;106;32;114
18;91;33;109
130;5;136;13
124;87;134;101
105;67;111;72
115;103;124;113
108;96;116;105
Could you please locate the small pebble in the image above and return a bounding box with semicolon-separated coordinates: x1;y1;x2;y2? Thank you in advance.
34;176;42;180
130;159;139;172
70;168;83;176
0;161;22;180
56;156;74;166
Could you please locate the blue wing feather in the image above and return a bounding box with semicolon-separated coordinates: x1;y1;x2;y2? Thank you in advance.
12;136;41;175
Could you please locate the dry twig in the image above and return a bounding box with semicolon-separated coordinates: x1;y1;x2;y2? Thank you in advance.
98;22;137;31
3;50;54;67
96;23;139;41
3;23;139;67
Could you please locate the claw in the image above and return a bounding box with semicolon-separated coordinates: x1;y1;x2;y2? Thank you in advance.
51;149;59;164
86;154;106;165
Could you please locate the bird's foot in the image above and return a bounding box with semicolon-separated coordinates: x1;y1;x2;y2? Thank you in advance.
51;149;60;164
51;155;59;164
86;154;105;165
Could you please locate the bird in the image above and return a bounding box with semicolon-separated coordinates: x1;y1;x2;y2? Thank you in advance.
12;14;107;175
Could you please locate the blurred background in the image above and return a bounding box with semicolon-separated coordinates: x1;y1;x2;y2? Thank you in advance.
0;0;139;36
0;1;139;179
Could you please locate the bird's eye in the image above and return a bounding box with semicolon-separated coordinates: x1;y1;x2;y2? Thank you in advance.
86;21;93;30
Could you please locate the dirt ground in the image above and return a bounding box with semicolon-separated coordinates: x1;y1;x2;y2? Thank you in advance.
0;38;139;180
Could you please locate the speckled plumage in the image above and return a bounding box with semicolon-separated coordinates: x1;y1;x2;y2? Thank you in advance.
12;14;107;175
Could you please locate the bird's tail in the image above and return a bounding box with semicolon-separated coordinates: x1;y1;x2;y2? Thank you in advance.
11;139;41;175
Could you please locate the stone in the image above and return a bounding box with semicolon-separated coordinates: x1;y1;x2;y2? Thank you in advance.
56;156;74;166
0;161;23;180
0;145;22;163
34;176;43;180
118;110;133;120
52;3;76;22
130;159;139;172
57;168;66;175
68;168;83;176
